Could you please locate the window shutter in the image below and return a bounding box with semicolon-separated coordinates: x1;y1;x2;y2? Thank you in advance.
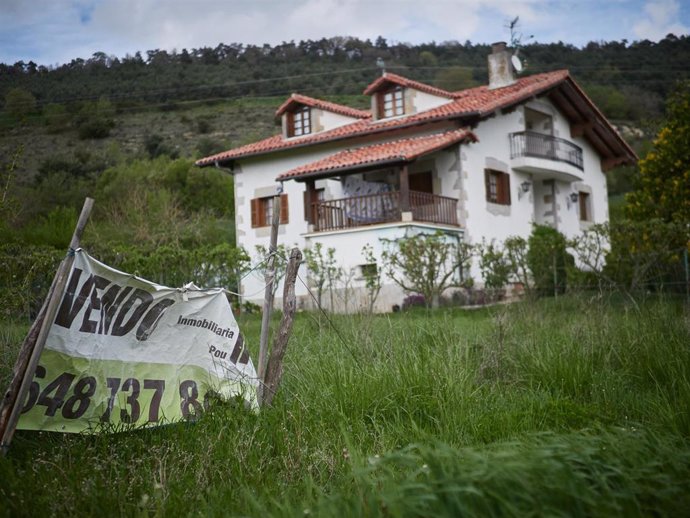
286;112;294;137
280;194;289;224
502;173;511;205
303;191;309;221
484;170;491;202
250;198;259;228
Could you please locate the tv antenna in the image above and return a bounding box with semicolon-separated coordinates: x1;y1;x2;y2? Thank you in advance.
505;16;533;74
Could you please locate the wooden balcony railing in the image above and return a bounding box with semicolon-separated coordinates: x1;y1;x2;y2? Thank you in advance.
510;131;584;170
309;190;458;232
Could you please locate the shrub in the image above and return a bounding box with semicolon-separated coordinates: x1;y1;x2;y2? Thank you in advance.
527;224;572;296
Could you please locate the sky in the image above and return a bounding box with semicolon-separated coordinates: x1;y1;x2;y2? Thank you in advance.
1;0;689;66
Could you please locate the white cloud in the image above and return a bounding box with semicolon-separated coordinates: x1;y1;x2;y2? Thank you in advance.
1;0;689;65
633;0;689;40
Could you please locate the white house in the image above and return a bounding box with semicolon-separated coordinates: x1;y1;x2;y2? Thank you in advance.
197;43;636;312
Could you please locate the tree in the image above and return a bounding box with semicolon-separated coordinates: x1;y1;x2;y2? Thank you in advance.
304;242;339;310
435;66;477;91
76;97;115;139
255;244;289;297
568;220;688;294
361;244;383;314
504;236;533;296
626;82;690;227
478;240;511;299
527;225;571;296
4;88;36;120
381;231;465;309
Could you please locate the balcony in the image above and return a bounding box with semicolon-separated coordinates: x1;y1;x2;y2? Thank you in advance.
510;131;584;182
308;190;459;232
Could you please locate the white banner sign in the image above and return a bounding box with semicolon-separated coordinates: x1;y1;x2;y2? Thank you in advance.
17;249;258;433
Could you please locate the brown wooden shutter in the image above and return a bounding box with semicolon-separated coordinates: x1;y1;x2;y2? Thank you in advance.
280;194;289;224
502;173;511;205
303;190;309;221
286;111;295;137
579;192;588;220
484;169;491;202
250;198;259;228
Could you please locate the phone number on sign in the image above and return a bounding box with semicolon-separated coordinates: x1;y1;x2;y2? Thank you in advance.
22;366;208;423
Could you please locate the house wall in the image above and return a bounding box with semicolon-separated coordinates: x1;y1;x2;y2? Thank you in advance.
460;98;609;282
409;90;453;113
313;109;360;133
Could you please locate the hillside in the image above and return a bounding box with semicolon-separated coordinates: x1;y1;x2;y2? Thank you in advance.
4;36;688;208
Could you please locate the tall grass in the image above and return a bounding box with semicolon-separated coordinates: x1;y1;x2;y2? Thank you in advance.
1;296;689;516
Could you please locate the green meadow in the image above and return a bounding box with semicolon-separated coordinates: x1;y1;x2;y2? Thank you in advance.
1;295;689;517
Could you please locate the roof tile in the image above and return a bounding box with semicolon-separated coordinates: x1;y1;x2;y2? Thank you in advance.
275;93;370;119
196;70;571;167
277;128;477;181
363;71;455;98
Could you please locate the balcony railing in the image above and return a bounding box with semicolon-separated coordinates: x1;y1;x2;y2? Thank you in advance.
309;190;458;232
510;131;584;170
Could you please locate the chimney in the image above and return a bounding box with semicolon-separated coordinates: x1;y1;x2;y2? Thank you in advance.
487;42;516;90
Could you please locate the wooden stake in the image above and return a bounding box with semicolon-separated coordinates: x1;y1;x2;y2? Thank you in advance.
0;197;94;455
262;247;301;407
257;193;281;403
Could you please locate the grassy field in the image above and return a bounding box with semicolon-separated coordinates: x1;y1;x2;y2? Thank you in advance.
1;296;689;517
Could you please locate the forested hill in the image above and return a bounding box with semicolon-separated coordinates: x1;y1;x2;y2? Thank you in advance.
2;35;690;122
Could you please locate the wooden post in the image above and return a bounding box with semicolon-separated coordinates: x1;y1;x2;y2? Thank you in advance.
257;193;281;402
0;197;94;455
400;165;411;212
262;247;301;407
305;179;316;225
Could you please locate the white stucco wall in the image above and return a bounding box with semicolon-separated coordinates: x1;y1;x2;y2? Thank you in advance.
313;109;360;132
410;89;453;113
460;98;609;283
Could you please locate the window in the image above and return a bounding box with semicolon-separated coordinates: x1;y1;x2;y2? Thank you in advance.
287;106;311;137
359;263;378;279
250;194;289;228
377;86;404;118
484;169;511;205
579;191;591;221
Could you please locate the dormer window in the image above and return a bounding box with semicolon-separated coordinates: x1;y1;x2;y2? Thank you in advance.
378;86;404;118
288;105;311;137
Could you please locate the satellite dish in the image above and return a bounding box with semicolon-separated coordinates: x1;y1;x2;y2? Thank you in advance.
511;54;524;73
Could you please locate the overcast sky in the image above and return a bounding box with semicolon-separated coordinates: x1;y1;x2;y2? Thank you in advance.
1;0;688;66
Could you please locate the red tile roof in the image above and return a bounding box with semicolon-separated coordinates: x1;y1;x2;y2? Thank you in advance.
363;71;454;98
275;93;370;119
195;70;580;167
277;128;477;181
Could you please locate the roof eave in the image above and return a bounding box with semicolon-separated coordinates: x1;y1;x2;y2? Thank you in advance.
279;157;407;182
197;111;482;167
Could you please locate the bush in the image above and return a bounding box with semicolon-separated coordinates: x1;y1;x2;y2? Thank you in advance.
143;133;179;159
0;243;62;321
75;98;115;139
402;293;426;310
527;225;572;296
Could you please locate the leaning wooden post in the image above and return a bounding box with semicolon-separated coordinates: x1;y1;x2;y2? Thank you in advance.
0;197;94;456
262;247;301;407
257;192;281;402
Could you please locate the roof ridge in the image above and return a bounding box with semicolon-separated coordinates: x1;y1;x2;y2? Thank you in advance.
363;72;455;98
275;93;370;119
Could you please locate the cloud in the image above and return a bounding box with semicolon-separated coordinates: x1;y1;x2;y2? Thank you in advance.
633;0;689;40
1;0;689;65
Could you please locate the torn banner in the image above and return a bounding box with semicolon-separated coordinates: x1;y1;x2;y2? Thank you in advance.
17;249;258;433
